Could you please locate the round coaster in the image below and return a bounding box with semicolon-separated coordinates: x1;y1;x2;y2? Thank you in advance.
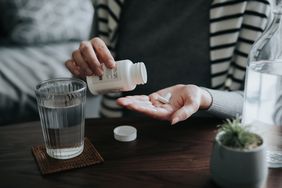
113;125;137;142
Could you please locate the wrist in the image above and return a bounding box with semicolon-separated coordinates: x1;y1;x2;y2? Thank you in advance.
200;88;213;110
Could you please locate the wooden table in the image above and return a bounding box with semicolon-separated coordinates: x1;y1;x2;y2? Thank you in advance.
0;117;281;187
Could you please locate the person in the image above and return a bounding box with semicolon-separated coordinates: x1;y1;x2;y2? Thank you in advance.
65;0;271;124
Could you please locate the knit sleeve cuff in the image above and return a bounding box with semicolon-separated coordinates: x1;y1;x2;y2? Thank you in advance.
203;88;244;119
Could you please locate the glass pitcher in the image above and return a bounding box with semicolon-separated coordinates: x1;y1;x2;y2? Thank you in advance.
242;0;282;168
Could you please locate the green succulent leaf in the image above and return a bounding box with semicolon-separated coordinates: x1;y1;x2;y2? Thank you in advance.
218;117;262;149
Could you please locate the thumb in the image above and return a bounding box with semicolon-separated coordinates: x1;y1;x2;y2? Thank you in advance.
170;105;196;125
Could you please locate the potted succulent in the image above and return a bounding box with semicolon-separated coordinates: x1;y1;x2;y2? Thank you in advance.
210;118;268;188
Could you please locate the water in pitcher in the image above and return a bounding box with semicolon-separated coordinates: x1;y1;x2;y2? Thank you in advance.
38;101;85;159
243;61;282;168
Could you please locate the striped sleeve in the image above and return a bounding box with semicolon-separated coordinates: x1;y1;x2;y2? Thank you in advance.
95;0;125;118
94;0;123;56
210;0;270;90
100;92;123;118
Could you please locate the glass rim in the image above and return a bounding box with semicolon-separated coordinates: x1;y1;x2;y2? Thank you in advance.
35;77;87;96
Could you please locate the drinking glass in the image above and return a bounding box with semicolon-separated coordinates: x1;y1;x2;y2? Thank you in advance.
35;78;86;159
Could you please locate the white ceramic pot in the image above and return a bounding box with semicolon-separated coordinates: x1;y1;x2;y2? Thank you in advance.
210;132;268;188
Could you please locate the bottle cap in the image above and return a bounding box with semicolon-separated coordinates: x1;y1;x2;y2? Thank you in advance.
113;125;137;142
138;62;147;84
133;62;147;85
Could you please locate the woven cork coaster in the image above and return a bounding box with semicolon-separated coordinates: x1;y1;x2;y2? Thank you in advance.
32;138;104;175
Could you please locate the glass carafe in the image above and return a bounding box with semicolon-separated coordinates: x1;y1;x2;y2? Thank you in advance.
242;0;282;168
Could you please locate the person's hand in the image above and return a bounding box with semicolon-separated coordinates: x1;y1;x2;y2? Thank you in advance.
116;84;212;125
65;37;115;78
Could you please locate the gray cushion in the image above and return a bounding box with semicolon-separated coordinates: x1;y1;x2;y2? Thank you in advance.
0;0;94;44
0;42;76;124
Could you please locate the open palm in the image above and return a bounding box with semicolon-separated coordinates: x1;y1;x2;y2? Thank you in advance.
116;84;208;125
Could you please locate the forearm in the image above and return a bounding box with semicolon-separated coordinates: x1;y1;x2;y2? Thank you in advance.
204;89;244;119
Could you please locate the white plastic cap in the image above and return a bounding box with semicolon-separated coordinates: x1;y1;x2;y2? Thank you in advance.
113;125;137;142
132;62;147;85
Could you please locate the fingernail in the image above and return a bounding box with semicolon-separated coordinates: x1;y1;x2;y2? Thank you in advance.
109;60;116;68
171;117;179;125
121;99;131;105
74;69;80;76
86;69;93;75
96;70;103;76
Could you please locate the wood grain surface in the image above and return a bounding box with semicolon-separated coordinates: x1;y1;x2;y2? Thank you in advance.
0;117;281;187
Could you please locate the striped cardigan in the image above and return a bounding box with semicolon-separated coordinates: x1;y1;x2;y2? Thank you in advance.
93;0;271;117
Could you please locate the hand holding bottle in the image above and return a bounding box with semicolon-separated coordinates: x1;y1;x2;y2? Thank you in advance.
117;84;212;125
65;37;115;78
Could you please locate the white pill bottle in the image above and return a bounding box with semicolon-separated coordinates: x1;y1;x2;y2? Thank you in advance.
86;60;147;94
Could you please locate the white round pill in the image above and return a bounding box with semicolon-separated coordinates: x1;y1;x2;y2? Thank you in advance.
113;125;137;142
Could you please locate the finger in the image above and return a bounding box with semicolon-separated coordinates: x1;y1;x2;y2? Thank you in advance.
170;105;196;125
125;95;150;101
149;93;162;106
79;41;103;76
116;96;151;106
116;97;154;111
117;96;166;117
65;59;80;77
91;37;115;68
72;50;93;76
126;103;170;120
117;96;173;120
135;105;171;120
149;89;174;106
117;97;135;106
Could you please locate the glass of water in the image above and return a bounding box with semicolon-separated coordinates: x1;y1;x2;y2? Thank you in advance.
35;78;86;159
